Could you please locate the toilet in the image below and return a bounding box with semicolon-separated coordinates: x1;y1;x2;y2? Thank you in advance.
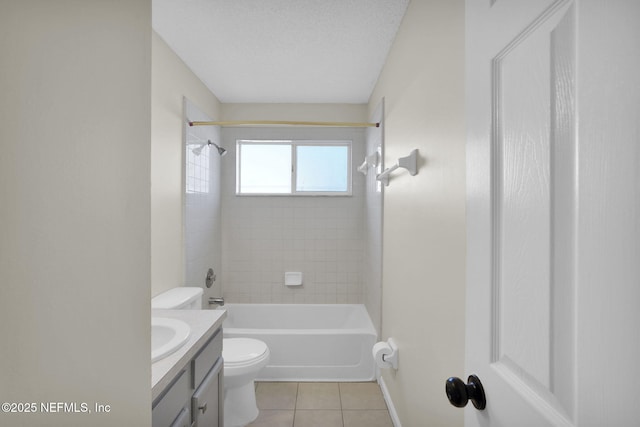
222;338;270;427
151;286;204;310
152;287;270;427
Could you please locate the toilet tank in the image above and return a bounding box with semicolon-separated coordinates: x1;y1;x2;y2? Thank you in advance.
152;287;203;310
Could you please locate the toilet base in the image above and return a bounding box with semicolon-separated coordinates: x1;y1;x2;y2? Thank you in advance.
224;380;259;427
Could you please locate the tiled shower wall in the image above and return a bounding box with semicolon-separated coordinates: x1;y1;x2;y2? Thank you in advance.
220;126;366;304
363;102;384;334
184;99;223;302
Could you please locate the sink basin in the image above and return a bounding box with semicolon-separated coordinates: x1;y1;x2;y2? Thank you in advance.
152;317;191;363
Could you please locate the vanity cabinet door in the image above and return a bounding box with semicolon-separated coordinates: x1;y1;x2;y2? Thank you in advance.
170;407;191;427
192;329;223;388
191;357;223;427
152;369;189;427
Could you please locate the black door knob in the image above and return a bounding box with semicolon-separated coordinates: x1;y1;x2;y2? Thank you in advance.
445;375;486;410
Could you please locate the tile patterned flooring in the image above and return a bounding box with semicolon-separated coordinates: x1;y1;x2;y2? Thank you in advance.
248;382;393;427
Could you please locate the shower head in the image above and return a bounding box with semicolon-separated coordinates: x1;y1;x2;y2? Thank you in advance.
208;140;227;156
191;142;206;156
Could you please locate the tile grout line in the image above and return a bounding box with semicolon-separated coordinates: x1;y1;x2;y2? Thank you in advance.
253;381;394;427
338;382;345;427
292;382;299;427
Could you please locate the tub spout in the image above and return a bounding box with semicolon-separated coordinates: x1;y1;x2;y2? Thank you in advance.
209;297;225;307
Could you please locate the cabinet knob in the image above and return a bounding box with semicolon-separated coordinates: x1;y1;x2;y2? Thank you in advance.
198;403;207;414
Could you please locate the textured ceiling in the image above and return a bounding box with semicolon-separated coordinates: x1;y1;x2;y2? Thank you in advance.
153;0;409;103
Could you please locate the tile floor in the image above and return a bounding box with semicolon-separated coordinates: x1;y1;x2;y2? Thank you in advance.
247;382;393;427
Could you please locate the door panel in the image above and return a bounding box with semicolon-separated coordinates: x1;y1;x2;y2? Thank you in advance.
466;0;640;426
491;1;575;418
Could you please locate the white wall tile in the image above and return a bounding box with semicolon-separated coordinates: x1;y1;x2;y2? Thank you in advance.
221;126;367;304
184;100;223;305
363;102;384;335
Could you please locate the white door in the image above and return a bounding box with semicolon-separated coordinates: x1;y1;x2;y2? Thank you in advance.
463;0;640;426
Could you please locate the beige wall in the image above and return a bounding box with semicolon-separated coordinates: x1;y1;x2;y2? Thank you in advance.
0;2;151;425
369;1;466;426
151;32;222;296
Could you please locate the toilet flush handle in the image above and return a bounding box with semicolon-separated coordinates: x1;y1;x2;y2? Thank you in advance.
198;403;207;414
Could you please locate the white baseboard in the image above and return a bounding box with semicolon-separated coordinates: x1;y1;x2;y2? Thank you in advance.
378;375;402;427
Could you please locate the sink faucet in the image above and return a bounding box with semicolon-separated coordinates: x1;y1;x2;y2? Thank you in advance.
208;297;225;307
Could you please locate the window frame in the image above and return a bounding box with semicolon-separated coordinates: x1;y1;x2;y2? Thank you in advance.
236;139;353;196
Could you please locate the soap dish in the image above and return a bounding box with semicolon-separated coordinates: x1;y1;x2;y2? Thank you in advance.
284;272;303;287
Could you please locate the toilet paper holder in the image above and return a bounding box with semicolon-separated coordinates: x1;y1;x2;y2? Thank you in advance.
383;338;399;369
373;338;399;370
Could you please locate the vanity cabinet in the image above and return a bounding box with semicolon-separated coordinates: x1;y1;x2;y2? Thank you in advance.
191;330;224;426
170;407;191;427
152;369;190;427
153;329;223;427
192;357;223;426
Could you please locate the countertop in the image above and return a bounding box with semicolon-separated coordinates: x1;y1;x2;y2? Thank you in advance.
151;308;226;401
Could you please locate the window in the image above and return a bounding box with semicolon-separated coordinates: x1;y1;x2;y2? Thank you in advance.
236;140;352;196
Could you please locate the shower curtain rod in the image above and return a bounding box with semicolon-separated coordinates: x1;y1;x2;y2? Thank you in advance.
188;120;380;128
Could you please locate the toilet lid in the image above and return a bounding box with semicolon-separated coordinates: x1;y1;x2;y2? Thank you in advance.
223;338;268;364
151;287;203;309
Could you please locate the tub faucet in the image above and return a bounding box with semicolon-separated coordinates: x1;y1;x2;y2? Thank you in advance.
209;296;225;307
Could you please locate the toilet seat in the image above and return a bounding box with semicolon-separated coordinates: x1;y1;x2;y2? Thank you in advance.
223;338;269;368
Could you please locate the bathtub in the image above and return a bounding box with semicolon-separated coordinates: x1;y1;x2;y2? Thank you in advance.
221;304;377;382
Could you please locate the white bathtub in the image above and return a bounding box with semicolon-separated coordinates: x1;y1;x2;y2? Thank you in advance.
221;304;377;382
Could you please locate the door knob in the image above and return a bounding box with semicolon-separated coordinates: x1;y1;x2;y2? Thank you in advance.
445;375;486;410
